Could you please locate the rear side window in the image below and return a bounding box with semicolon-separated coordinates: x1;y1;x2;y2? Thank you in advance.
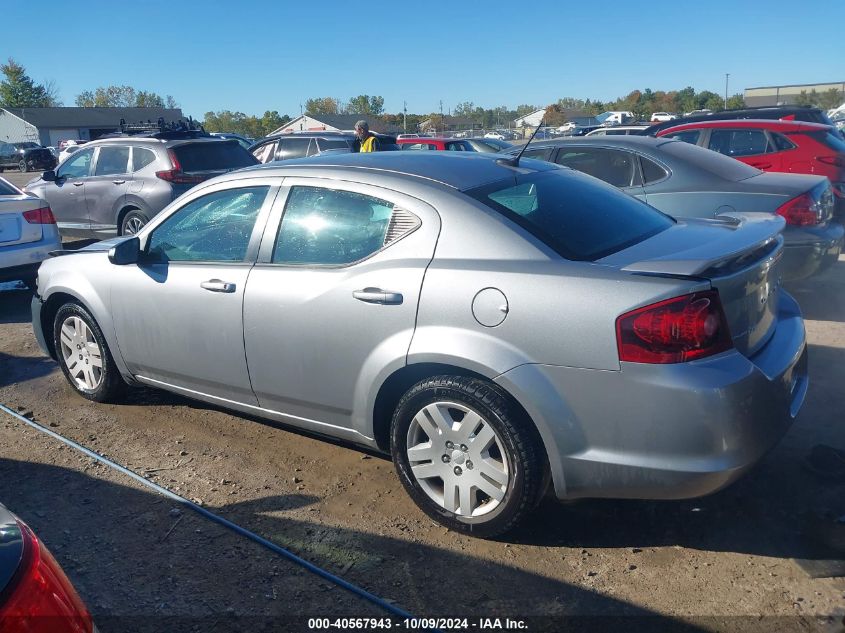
172;141;257;172
708;129;770;157
466;170;673;261
278;138;311;160
663;129;701;144
273;187;396;265
659;139;762;181
640;156;669;183
94;146;130;176
317;138;352;151
554;148;636;188
445;142;466;151
771;134;796;152
132;147;157;171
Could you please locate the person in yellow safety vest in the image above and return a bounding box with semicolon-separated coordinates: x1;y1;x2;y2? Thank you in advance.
354;120;380;152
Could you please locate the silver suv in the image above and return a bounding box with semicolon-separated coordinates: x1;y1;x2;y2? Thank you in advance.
25;135;257;238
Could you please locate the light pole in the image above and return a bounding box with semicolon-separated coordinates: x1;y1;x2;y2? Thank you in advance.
725;73;730;110
403;101;407;134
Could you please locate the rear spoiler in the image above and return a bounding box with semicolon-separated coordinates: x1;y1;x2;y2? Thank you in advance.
623;213;785;277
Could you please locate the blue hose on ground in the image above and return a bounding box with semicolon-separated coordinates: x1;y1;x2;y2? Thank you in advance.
0;402;417;622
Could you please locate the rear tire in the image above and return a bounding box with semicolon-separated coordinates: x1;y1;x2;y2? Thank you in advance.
120;210;149;236
18;160;27;173
53;302;125;403
391;375;545;538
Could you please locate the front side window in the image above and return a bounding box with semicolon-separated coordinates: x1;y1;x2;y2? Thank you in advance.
521;147;553;161
146;186;268;263
252;141;276;163
94;146;130;176
445;142;466;151
57;148;94;179
273;187;395;265
708;129;770;157
466;170;673;261
554;148;636;188
401;143;436;151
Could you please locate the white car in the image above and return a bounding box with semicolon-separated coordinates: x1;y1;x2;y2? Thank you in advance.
585;125;651;136
650;112;677;122
57;143;86;165
557;122;577;133
484;131;505;140
0;177;61;288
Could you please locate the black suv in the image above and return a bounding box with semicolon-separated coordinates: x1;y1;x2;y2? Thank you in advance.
0;141;57;172
248;132;398;164
642;106;841;137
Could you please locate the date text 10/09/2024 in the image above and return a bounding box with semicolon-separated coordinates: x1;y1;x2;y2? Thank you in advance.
307;618;529;630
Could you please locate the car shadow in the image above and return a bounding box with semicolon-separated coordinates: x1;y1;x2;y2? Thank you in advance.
0;286;33;324
786;257;845;323
0;351;54;388
0;457;711;633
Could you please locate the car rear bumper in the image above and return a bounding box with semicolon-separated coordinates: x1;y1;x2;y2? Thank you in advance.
495;290;807;501
781;222;844;281
0;230;61;282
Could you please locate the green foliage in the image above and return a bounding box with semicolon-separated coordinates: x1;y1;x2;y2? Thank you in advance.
0;58;59;107
305;97;340;115
347;95;384;116
202;110;291;138
75;85;178;108
796;88;843;110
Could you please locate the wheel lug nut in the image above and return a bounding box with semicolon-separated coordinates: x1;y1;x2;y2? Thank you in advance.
445;441;454;449
441;454;450;463
466;461;473;470
460;444;468;452
453;466;462;476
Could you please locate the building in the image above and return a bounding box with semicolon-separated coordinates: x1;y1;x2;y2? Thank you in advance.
0;107;185;146
270;114;400;136
744;82;845;107
416;116;480;135
513;109;546;128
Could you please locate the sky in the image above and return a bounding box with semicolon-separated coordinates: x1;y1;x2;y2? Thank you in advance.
3;0;843;119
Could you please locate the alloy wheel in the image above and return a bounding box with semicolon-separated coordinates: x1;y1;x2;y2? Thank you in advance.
406;401;510;517
59;316;104;391
122;214;146;235
18;160;27;172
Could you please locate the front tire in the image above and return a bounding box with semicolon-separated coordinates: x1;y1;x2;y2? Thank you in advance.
18;159;27;172
391;376;545;538
53;302;124;402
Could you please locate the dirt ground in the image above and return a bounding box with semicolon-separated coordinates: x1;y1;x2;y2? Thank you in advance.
0;179;843;631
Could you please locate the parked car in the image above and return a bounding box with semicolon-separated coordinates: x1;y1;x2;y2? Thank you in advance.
650;112;677;122
684;109;714;117
0;142;57;173
463;138;514;153
656;119;845;217
249;132;399;163
58;139;88;151
396;134;420;139
597;111;636;126
0;502;94;632
209;132;253;151
484;131;505;140
33;152;807;537
585;125;651;136
25;134;257;238
398;137;477;151
644;105;841;137
0;177;61;288
502;136;843;280
58;142;87;165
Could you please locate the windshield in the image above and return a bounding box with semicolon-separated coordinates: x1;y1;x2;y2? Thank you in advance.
465;170;673;261
659;139;763;181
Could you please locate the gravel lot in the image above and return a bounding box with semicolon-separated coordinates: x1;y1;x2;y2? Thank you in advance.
0;167;843;632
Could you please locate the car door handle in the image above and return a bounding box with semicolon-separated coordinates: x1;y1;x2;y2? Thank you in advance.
353;288;403;305
749;162;772;169
72;181;84;187
200;279;236;293
112;179;126;185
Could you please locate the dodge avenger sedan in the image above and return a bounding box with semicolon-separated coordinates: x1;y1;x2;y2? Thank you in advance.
32;152;807;537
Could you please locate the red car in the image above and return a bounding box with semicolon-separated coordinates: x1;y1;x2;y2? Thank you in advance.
0;503;94;632
657;119;845;216
397;137;476;151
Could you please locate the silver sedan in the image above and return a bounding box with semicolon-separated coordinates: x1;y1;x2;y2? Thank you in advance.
32;153;807;537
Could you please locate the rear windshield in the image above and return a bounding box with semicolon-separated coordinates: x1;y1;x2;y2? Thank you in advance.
0;180;19;195
658;139;762;181
172;141;258;172
465;170;673;261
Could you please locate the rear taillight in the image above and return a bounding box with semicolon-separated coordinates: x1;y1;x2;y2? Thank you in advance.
616;290;733;364
155;149;206;184
0;520;92;633
22;207;56;225
816;155;845;168
776;193;822;226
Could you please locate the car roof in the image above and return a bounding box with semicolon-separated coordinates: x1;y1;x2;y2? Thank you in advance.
234;151;560;191
657;119;831;133
511;135;679;151
90;136;236;147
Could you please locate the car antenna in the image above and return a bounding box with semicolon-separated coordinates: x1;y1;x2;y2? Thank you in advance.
497;115;545;168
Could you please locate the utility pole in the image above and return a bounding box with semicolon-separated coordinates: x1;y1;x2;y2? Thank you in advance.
725;73;730;110
299;103;304;131
439;100;443;136
403;100;407;134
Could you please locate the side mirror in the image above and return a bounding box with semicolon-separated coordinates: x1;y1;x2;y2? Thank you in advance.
108;236;140;265
42;170;56;182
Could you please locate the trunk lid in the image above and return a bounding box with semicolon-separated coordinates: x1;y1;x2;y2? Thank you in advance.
0;196;43;246
601;213;785;357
